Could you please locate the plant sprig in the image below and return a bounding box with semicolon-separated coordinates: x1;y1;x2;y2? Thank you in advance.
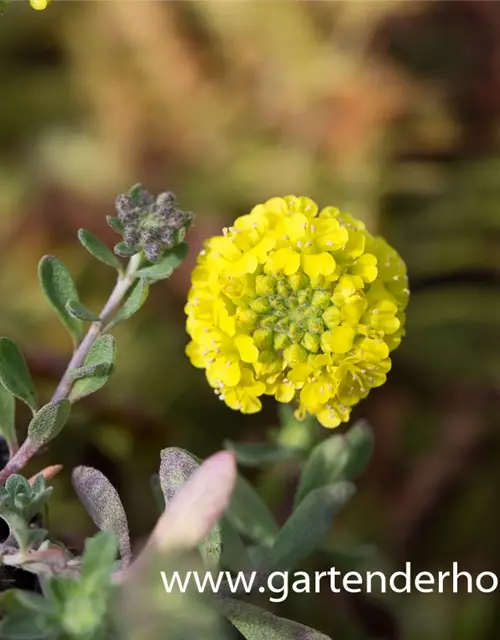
0;185;192;485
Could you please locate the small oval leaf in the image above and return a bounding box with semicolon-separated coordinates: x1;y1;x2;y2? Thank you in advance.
27;400;71;447
135;262;173;282
78;229;123;271
65;300;101;323
110;279;149;327
223;440;301;467
294;420;374;507
267;483;355;572
72;467;131;564
0;338;37;411
114;242;138;257
69;335;116;402
38;256;83;344
226;474;279;547
106;216;124;235
159;448;223;568
151;451;236;554
0;383;17;453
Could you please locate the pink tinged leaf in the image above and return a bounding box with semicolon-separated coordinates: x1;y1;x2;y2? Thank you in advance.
151;450;237;552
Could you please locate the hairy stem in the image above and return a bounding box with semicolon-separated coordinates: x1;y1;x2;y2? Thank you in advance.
51;252;142;403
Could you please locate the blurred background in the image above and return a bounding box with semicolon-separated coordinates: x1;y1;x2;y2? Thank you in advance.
2;1;500;638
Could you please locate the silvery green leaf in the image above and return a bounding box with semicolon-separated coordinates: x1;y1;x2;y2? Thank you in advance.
78;228;123;271
114;242;138;257
106;216;124;235
72;466;131;564
0;338;37;412
68;363;111;381
226;474;279;547
69;335;116;401
110;279;149;326
266;483;355;573
149;451;236;554
27;400;71;447
160;242;189;270
5;474;31;498
218;598;332;640
38;256;83;345
159;447;200;504
30;473;46;496
135;243;188;281
65;299;101;322
135;261;173;282
159;448;223;568
294;420;373;507
0;382;17;453
224;440;301;467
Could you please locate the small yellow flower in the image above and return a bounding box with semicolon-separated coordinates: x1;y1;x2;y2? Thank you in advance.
30;0;49;10
185;196;409;428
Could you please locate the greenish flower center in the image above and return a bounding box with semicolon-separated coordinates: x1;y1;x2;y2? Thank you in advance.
241;274;337;356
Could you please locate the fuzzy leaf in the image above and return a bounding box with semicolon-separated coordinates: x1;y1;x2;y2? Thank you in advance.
135;262;173;282
5;474;31;498
159;447;199;504
0;383;17;452
38;256;83;344
72;466;131;563
78;229;123;271
294;421;373;507
135;243;189;281
159;448;223;567
224;440;301;467
69;335;116;401
106;216;124;235
150;451;236;554
226;474;279;547
65;300;100;322
27;400;71;447
114;242;138;257
68;363;111;381
267;483;354;572
219;598;332;640
110;278;149;326
0;339;37;412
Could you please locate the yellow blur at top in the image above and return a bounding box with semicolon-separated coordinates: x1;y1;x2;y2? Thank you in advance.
30;0;48;10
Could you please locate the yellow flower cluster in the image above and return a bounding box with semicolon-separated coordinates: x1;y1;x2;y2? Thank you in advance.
185;197;409;428
30;0;48;10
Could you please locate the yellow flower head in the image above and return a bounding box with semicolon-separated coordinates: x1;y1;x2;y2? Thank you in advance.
185;196;409;428
30;0;49;9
